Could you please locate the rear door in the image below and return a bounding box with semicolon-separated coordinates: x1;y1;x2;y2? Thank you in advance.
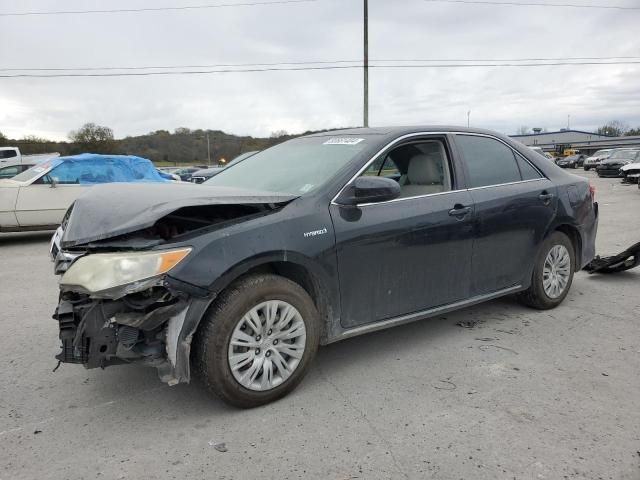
452;134;557;295
330;135;475;328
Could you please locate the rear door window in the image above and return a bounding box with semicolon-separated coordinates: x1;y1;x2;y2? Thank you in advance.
455;135;524;188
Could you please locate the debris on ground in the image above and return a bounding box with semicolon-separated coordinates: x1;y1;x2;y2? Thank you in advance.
583;241;640;274
457;319;482;329
478;344;519;355
208;442;228;452
433;380;457;391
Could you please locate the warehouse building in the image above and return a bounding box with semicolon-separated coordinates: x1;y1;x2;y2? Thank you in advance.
511;129;640;154
511;129;610;146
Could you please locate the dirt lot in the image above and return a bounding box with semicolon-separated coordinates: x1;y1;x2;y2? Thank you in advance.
1;170;638;480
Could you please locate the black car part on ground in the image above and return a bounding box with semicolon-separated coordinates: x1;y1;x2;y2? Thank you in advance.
583;241;640;274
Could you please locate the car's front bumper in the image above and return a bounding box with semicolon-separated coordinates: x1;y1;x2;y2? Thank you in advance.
596;168;623;177
52;284;214;385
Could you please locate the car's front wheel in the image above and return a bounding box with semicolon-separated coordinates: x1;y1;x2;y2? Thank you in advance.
193;274;320;408
517;231;575;310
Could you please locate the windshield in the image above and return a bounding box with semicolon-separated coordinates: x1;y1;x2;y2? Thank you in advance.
204;136;369;194
610;150;639;159
593;150;610;157
10;158;59;183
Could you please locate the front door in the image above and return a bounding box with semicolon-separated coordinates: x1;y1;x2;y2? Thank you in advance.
330;136;475;329
15;183;87;227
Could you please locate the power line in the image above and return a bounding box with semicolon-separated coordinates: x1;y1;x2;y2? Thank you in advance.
2;56;638;72
1;61;639;78
0;0;315;17
424;0;640;10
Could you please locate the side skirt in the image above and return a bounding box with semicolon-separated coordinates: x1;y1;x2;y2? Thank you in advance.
327;285;523;344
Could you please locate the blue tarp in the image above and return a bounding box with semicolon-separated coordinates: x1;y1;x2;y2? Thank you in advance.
43;153;168;185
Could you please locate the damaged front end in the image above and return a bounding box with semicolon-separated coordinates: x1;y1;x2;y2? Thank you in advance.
50;183;296;385
52;247;212;385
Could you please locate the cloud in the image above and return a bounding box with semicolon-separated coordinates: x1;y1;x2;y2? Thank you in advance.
0;0;638;140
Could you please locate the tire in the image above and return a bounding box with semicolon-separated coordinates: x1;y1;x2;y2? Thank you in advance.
584;166;590;171
572;164;577;169
193;274;320;408
517;231;575;310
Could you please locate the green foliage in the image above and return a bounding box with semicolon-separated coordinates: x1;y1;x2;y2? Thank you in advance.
625;127;640;136
68;123;115;154
4;124;342;165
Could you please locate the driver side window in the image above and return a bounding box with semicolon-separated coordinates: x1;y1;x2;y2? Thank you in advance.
360;139;452;199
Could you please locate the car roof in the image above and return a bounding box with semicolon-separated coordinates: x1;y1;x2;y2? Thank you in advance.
303;125;505;138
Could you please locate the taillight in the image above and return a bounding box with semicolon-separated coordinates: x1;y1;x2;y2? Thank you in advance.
589;183;596;202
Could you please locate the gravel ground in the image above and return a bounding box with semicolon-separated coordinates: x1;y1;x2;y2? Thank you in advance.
0;170;638;480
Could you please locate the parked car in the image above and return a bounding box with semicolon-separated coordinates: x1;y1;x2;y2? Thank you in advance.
0;146;59;166
50;127;597;407
556;154;586;169
583;149;613;171
620;161;640;184
174;167;200;182
191;151;259;183
157;169;181;181
190;166;224;184
596;149;640;177
0;163;34;179
0;154;169;232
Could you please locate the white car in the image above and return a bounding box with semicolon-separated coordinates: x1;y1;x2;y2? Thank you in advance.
0;154;169;232
583;149;613;171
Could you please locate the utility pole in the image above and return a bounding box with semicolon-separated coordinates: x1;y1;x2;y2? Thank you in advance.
206;133;211;166
363;0;369;128
567;114;571;130
467;110;471;128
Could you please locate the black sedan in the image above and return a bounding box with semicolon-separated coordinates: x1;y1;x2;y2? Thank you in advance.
596;149;640;177
556;154;586;169
50;127;598;407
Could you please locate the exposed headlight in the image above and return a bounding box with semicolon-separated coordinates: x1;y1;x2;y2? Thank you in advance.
60;248;191;294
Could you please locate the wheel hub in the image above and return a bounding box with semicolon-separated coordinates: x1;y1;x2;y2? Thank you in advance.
228;300;307;391
542;244;571;299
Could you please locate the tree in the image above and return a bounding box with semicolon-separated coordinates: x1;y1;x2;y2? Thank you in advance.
596;120;629;137
0;130;6;146
270;129;289;138
516;126;531;135
624;127;640;136
69;122;115;153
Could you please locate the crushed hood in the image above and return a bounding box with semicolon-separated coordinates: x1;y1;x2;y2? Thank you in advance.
621;162;640;171
61;183;297;247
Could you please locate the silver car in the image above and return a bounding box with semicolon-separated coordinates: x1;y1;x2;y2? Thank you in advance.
583;149;613;171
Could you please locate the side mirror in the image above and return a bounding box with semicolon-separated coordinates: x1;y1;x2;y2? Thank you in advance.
336;176;401;206
50;176;58;188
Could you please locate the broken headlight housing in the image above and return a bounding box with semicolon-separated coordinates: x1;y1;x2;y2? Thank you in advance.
60;248;191;295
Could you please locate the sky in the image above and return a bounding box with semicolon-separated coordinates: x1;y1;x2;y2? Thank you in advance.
1;0;639;141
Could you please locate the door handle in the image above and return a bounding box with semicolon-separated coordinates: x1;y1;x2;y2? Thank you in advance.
448;204;472;218
538;192;555;205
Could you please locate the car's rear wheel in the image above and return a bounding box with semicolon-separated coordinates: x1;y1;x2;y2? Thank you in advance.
193;274;320;408
517;231;575;310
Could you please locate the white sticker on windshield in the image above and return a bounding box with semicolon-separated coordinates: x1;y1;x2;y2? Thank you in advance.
323;137;364;145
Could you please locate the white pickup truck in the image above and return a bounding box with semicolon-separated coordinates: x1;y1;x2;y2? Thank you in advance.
0;147;60;180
